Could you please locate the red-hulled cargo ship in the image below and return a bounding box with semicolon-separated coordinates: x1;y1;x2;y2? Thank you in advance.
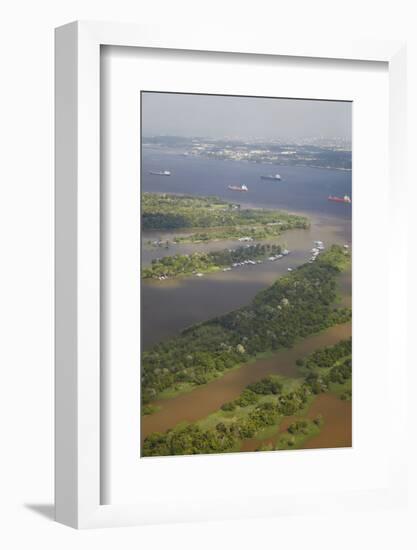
228;184;248;192
328;194;351;204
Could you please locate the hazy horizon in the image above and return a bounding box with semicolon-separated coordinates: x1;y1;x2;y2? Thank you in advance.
141;92;352;143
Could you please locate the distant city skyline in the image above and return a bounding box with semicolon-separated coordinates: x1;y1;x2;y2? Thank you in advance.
141;92;352;143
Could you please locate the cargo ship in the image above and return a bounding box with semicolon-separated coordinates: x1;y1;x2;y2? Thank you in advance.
328;194;351;203
149;170;171;176
261;173;281;181
228;184;248;192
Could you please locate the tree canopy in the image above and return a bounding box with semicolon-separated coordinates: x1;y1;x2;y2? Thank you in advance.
141;245;351;404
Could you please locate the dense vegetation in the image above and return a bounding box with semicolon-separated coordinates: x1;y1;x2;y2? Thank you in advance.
143;337;352;457
142;193;309;241
143;376;311;456
173;225;290;244
143;423;238;456
298;338;352;399
142;243;282;279
141;245;351;404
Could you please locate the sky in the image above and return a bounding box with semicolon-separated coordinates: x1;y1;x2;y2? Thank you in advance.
141;92;352;143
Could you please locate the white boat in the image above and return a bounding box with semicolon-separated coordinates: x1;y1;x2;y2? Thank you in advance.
261;174;282;181
314;240;325;250
149;170;171;176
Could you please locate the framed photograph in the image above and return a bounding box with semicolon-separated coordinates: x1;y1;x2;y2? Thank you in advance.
55;21;408;528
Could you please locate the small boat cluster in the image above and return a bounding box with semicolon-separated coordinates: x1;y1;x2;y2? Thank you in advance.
154;241;349;281
308;240;325;262
268;248;290;262
230;259;261;269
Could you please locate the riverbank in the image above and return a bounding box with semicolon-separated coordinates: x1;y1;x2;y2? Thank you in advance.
142;243;284;281
141;320;351;441
142;337;352;457
140;150;352;456
152;306;352;404
171;224;295;244
141;245;351;404
155;349;278;401
141;218;351;350
142;192;309;236
240;391;352;452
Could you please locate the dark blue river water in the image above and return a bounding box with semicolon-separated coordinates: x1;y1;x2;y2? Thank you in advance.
142;146;352;221
141;147;352;349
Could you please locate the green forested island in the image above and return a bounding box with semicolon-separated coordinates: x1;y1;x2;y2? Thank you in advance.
143;337;352;457
297;338;352;400
142;243;283;280
141;245;351;405
142;193;309;242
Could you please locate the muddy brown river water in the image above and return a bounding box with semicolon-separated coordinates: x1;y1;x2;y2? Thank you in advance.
142;216;351;349
141;321;351;442
140;223;352;451
241;393;352;452
140;155;352;451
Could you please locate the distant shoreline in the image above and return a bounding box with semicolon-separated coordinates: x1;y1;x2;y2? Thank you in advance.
142;143;352;172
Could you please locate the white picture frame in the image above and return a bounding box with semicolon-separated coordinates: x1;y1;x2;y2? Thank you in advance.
55;21;407;529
